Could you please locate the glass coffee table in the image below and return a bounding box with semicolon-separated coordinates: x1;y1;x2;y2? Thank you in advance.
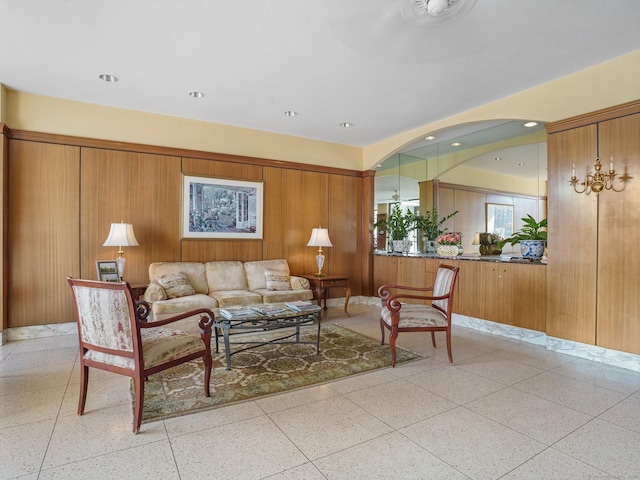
213;303;321;370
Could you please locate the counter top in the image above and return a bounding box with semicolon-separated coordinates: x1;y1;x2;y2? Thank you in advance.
374;251;546;265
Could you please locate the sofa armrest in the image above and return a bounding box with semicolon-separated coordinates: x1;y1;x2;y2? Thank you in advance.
290;276;310;290
143;282;168;302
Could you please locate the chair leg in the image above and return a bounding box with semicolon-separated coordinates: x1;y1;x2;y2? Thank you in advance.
77;364;89;415
431;331;436;348
203;349;212;397
132;376;145;434
380;317;386;345
445;330;453;364
389;328;398;367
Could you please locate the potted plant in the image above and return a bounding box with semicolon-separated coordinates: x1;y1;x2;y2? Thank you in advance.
374;204;415;253
435;232;463;257
499;214;547;259
414;208;459;253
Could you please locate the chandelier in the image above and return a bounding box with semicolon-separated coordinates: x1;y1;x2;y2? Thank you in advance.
570;157;622;195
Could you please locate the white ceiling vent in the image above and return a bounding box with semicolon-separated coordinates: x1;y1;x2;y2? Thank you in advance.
401;0;476;26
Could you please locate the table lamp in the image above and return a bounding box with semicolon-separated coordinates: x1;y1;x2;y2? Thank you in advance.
307;226;332;277
103;222;139;280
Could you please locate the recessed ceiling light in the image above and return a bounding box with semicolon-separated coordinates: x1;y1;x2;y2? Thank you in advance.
377;164;383;168
340;122;354;128
494;157;502;161
188;91;205;98
451;142;462;147
524;121;538;127
518;163;526;167
284;111;298;117
99;74;118;82
425;135;436;141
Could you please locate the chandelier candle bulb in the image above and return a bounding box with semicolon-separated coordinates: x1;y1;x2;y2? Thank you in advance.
610;157;614;172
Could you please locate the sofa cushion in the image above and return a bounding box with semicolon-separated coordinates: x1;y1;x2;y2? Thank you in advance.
205;261;248;292
149;262;208;294
210;290;262;307
265;269;292;291
157;272;196;299
257;289;314;304
244;259;290;291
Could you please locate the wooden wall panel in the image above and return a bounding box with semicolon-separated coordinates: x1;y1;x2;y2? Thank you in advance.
8;140;80;327
81;148;181;287
1;128;7;332
453;190;485;252
329;175;363;295
596;113;640;354
546;125;598;344
262;167;328;275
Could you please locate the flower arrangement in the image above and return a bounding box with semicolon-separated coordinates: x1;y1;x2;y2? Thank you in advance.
436;232;461;245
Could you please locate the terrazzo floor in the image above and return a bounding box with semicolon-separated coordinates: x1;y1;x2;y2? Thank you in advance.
2;305;640;479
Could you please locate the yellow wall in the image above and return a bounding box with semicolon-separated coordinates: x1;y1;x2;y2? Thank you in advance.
4;90;363;171
364;49;640;169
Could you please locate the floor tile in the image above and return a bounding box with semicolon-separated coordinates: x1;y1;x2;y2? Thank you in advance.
256;383;339;414
401;407;546;480
325;368;398;395
268;395;393;460
264;462;326;479
0;386;66;429
11;335;77;354
170;415;307;480
42;404;168;469
313;431;469;479
344;378;457;429
513;371;627;416
0;419;55;480
406;364;506;404
598;391;640;434
0;361;73;396
551;358;640;395
466;387;592;445
0;347;77;372
491;342;574;370
554;418;640;479
38;439;179;480
457;353;544;386
501;447;614;479
58;375;132;417
164;400;264;437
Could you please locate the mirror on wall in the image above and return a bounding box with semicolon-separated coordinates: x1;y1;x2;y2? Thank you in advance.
374;120;547;254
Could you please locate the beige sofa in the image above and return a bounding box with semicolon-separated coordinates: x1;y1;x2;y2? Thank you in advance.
143;259;313;321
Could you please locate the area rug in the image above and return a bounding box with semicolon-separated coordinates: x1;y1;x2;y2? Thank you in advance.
135;324;421;424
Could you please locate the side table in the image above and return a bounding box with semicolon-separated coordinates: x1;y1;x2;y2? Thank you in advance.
302;274;350;317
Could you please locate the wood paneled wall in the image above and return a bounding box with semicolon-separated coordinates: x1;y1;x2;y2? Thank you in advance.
1;126;8;332
5;129;371;328
547;99;640;355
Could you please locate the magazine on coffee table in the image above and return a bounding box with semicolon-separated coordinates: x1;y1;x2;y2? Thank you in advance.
285;301;321;312
250;304;289;316
218;306;257;319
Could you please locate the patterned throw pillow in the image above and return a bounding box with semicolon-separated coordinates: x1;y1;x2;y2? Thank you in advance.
156;272;196;299
265;269;291;291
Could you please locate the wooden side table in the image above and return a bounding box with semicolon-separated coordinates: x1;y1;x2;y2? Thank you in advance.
302;275;350;317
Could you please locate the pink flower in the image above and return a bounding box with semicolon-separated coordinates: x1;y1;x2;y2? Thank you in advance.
435;232;461;245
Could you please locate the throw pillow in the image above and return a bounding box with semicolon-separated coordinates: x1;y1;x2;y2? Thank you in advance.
156;272;196;299
265;269;292;291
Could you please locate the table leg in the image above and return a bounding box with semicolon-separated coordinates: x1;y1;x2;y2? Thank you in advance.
223;323;231;370
344;287;351;317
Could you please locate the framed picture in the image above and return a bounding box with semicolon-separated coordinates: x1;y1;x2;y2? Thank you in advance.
96;260;120;282
182;175;263;239
486;203;514;238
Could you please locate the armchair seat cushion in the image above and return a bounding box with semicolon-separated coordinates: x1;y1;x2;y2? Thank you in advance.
141;327;206;369
381;304;447;328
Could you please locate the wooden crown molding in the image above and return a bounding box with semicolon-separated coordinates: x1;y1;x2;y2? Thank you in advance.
546;99;640;134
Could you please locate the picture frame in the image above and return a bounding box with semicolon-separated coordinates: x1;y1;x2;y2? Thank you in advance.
96;260;120;282
486;203;514;238
182;175;263;239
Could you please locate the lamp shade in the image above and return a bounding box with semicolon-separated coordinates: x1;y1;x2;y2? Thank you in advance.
307;227;333;247
103;223;139;247
472;232;481;245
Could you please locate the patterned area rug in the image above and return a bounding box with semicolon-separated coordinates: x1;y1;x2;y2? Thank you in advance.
136;324;420;424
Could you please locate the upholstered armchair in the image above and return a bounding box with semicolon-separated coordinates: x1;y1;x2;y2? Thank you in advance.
378;264;459;366
67;278;214;433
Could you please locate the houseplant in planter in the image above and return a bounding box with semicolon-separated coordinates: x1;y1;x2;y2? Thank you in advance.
499;214;547;259
374;204;415;253
414;208;459;253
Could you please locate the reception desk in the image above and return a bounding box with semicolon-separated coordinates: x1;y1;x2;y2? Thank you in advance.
373;252;547;333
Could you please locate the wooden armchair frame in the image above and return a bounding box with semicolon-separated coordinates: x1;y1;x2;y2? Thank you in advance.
67;278;214;433
378;264;459;366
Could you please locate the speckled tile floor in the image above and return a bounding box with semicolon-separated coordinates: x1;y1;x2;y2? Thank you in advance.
2;304;640;479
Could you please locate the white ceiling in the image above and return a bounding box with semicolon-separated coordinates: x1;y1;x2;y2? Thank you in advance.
1;1;639;147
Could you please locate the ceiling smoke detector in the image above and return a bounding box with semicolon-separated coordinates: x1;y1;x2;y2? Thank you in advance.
392;190;400;201
401;0;476;26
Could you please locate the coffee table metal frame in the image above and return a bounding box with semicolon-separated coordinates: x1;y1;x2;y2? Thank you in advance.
213;306;321;370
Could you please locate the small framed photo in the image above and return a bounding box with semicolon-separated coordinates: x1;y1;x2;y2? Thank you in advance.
96;261;120;282
182;175;263;239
